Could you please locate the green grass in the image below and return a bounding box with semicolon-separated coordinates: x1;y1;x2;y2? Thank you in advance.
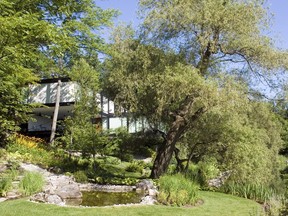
0;191;263;216
19;172;44;196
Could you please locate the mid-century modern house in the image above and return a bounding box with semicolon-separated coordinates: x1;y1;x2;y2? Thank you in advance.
23;78;146;139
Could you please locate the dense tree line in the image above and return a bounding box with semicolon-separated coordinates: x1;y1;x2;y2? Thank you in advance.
1;0;288;190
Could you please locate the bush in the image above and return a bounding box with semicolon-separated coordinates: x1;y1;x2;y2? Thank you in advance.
19;172;44;196
158;174;199;206
6;142;54;168
94;176;139;186
184;160;220;188
125;161;144;173
104;156;121;165
73;170;88;183
121;153;134;162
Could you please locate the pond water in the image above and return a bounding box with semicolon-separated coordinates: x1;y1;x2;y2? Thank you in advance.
65;191;144;207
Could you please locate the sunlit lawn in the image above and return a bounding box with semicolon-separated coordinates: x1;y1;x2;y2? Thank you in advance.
0;191;263;216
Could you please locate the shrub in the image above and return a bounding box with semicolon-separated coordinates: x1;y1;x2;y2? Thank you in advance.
73;170;88;183
94;176;139;185
19;172;44;196
158;174;199;206
125;161;144;173
121;153;134;162
14;134;45;149
184;160;220;188
6;142;54;168
104;156;121;165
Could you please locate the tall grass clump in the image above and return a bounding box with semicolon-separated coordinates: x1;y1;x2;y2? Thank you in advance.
220;182;275;203
19;172;44;196
0;167;20;197
158;174;199;206
0;176;12;196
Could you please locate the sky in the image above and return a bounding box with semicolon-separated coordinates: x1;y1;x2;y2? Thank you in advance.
97;0;288;49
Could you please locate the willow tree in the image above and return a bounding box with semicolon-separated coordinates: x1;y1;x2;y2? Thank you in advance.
106;0;288;179
137;0;288;178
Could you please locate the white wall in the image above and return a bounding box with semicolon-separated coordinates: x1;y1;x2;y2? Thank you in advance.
28;82;77;104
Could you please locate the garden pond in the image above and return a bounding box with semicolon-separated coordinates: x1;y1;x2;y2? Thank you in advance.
65;190;145;207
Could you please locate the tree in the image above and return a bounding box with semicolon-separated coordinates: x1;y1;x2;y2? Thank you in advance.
0;0;117;145
0;0;55;145
61;59;108;159
104;38;248;178
105;0;288;178
139;0;287;76
175;97;283;185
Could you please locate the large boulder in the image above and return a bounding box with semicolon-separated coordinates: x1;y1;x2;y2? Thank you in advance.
45;175;82;199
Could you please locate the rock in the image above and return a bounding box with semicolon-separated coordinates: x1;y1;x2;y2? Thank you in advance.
25;163;83;205
208;170;231;188
54;184;82;199
0;198;7;202
140;195;156;205
46;194;64;205
148;188;158;197
31;192;46;203
44;175;82;199
0;163;7;173
136;179;155;191
31;193;65;205
79;183;135;192
6;190;20;199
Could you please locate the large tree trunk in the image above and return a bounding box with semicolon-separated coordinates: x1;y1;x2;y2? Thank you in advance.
150;105;205;179
150;115;186;179
50;79;61;144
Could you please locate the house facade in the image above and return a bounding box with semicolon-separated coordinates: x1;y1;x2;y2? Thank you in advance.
23;78;146;139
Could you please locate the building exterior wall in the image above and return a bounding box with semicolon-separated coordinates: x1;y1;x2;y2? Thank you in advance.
27;81;77;104
26;79;147;134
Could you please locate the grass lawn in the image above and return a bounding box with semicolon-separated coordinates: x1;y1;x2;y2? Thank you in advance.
0;191;263;216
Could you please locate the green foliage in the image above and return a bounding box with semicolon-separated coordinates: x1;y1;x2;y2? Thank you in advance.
184;160;220;188
73;171;88;183
0;148;7;161
139;0;287;74
0;165;20;196
0;0;117;146
220;182;276;203
19;171;44;196
6;142;54;168
0;176;12;197
110;128;133;159
120;153;134;162
103;156;121;165
125;161;144;173
94;176;139;186
61;59;111;158
158;174;199;206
